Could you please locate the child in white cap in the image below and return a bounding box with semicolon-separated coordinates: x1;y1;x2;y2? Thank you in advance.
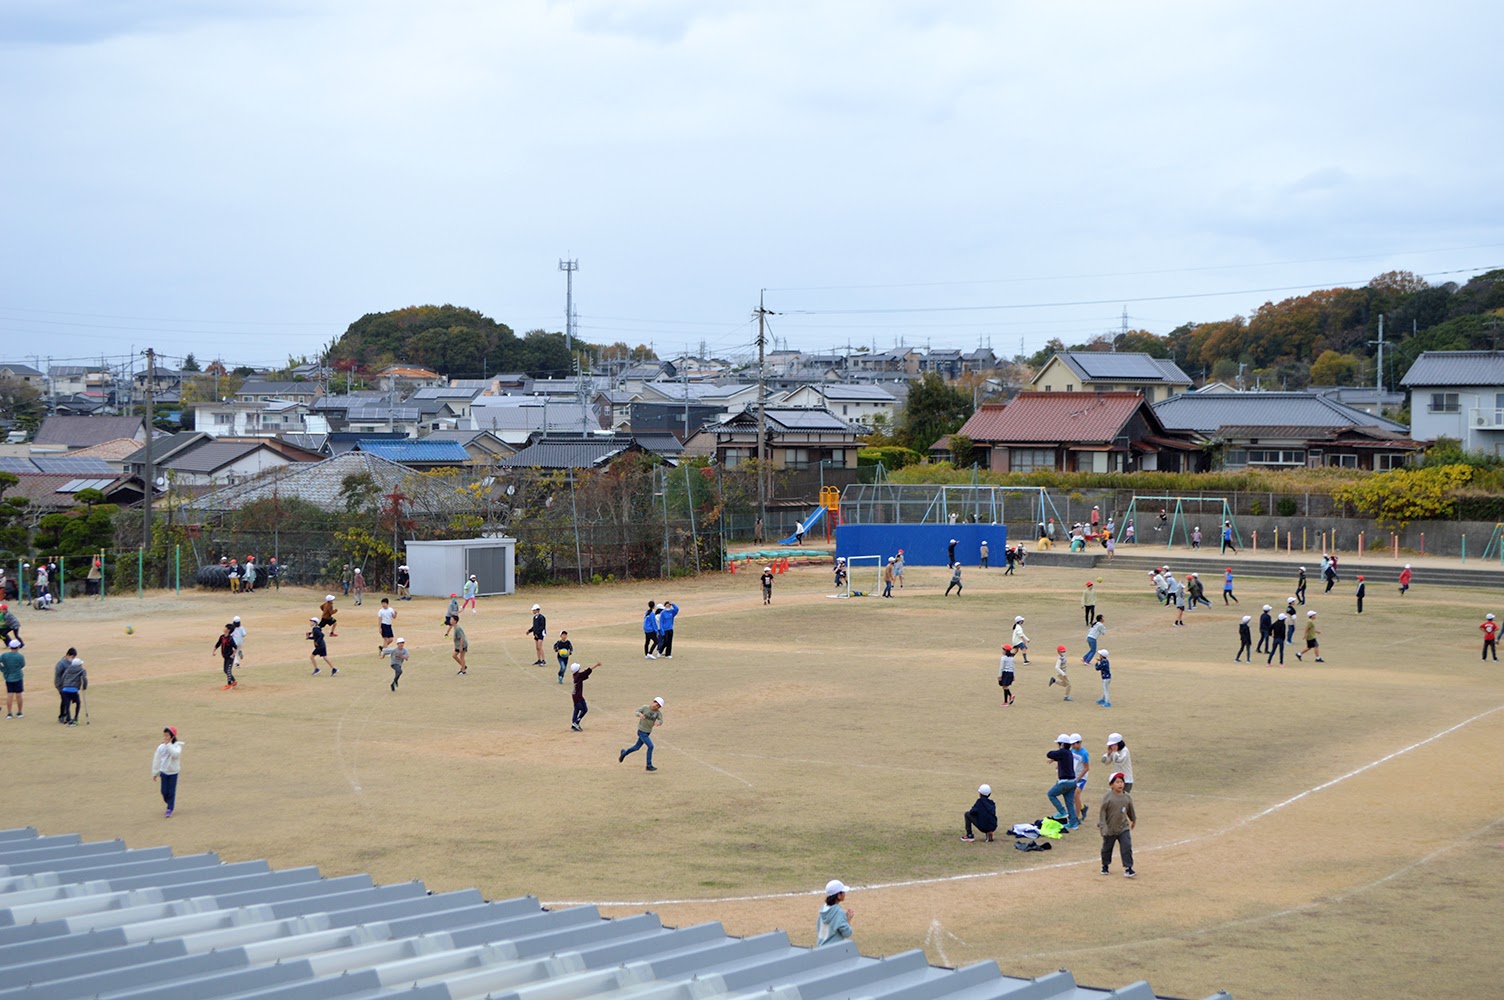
1296;610;1323;661
961;784;997;842
817;879;854;945
378;637;408;691
1011;616;1030;663
1236;615;1252;662
619;696;664;771
1102;733;1133;792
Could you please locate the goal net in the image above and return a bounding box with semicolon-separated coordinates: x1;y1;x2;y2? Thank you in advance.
843;554;883;598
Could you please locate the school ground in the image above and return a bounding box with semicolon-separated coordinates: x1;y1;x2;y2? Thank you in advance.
3;559;1501;1000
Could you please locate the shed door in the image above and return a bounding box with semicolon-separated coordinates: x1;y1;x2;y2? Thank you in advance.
466;546;506;596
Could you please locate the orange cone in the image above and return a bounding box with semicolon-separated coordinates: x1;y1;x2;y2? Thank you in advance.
729;559;737;574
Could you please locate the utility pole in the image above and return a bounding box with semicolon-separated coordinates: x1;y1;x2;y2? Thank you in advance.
558;258;578;353
142;348;156;550
755;291;772;533
1369;314;1385;397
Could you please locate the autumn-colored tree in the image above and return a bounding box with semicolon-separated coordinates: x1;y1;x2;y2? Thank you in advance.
1309;350;1362;386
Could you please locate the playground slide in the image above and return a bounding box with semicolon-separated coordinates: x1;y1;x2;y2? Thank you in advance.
778;506;827;545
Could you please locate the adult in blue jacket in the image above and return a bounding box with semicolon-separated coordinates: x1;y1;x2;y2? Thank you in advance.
642;601;660;659
961;784;998;842
657;601;679;659
1046;734;1081;828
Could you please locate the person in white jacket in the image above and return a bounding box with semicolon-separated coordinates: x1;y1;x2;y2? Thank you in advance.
1102;733;1133;792
1050;644;1073;701
1011;616;1030;663
152;726;183;818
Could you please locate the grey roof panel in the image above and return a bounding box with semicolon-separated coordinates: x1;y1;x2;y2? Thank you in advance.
1152;391;1406;433
0;828;1201;1000
1399;349;1504;386
1070;353;1165;379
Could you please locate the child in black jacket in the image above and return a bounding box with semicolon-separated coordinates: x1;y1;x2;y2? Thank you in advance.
962;784;998;842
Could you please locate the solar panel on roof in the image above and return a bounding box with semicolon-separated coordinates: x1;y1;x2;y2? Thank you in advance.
33;456;118;474
0;457;36;473
1073;354;1166;379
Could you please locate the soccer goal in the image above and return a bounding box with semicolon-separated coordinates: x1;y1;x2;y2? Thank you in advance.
843;554;884;598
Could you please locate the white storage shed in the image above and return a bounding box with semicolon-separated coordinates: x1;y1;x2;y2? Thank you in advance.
403;537;516;598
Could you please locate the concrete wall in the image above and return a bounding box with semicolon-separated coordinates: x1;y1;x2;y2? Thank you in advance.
836;523;1009;566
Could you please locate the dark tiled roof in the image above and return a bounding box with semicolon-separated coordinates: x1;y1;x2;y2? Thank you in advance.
1152;392;1407;433
33;415;144;448
160;440;269;474
499;436;644;469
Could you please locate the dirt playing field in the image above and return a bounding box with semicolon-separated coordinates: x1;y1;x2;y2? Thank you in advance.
3;558;1502;999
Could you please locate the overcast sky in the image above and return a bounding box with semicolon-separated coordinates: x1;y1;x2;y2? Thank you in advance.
3;0;1500;371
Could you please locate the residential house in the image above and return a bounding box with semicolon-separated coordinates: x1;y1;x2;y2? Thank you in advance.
1401;351;1504;456
0;363;45;386
468;397;599;445
190;399;311;437
375;364;445;392
499;434;655;471
236;381;323;406
955;392;1199;473
1029;351;1193;403
962;347;999;374
132;365;182;395
1152;391;1420;470
1308;385;1405;418
31;415;147;453
919;349;964;379
418;429;516;465
775;383;899;428
121;433;320;488
48;365;114;397
800;354;847;374
627;400;725;441
352;438;473;470
593;388;639;430
407;385;483;422
848;347;919;375
637;381;758;415
700;406;862;470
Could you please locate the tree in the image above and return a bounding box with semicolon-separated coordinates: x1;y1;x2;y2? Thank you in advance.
897;373;972;452
949;433;977;468
181;353;202;372
1210;358;1240;384
0;377;43;432
517;330;573;378
1309;350;1362;386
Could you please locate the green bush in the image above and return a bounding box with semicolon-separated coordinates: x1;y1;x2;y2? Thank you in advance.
1332;464;1474;529
1276;497;1298;517
858;446;923;470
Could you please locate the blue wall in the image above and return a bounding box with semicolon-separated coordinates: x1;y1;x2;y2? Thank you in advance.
836;524;1008;567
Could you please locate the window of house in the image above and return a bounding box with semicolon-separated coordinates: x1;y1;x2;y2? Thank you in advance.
214;412;233;425
1375;453;1410;471
1010;447;1055;473
1429;392;1459;413
1324;453;1358;468
783;448;811;468
1065;384;1074;392
1247;448;1305;465
1224;449;1248;467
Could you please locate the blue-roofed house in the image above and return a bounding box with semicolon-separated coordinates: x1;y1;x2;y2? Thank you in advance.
1031;351;1193;403
1400;350;1504;457
352;437;473;469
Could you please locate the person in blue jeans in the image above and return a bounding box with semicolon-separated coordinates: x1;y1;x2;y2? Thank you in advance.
1083;615;1106;664
1094;650;1113;707
1046;734;1080;828
619;696;664;771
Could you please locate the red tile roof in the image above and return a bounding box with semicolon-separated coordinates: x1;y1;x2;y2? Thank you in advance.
957;392;1155;444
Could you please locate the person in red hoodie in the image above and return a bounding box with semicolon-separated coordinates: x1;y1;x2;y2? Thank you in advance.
1481;613;1499;662
1398;564;1412;596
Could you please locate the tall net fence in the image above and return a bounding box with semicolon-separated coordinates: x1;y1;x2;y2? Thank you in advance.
839;484;1055;526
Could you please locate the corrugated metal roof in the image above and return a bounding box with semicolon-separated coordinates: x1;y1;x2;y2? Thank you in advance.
0;827;1205;999
957;393;1153;444
1152;392;1407;433
1399;350;1504;387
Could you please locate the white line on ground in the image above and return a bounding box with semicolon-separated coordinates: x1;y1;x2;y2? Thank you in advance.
542;703;1504;908
657;738;755;788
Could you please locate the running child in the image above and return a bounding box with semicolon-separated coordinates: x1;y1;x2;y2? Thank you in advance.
462;574;479;612
319;594;339;637
307;618;335;674
1221;521;1238;554
553;630;573;683
945;563;963;596
378;637;409;691
451;622;468;674
213;623;237;689
1296;566;1307;604
444;593;460;636
998;644;1016;706
377;598;397;651
1296;610;1323;661
1398;564;1412;596
1236;615;1252;662
1011;616;1030;663
1051;644;1073;701
1222;568;1240;605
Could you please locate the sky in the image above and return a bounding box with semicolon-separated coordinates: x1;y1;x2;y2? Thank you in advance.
3;0;1501;373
